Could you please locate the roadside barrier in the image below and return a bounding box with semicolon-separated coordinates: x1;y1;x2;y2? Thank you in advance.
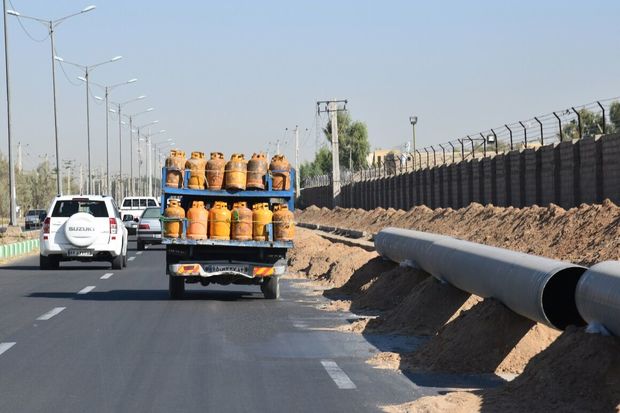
0;239;40;260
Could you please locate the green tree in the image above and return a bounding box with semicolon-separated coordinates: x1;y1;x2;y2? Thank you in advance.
323;111;370;170
300;111;371;182
561;108;608;140
300;147;332;178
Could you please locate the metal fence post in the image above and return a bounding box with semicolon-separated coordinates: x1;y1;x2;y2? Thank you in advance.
519;121;527;148
505;124;513;150
597;101;606;135
535;117;543;145
572;107;582;140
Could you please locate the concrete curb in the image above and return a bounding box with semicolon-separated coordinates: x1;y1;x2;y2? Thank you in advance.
0;239;40;259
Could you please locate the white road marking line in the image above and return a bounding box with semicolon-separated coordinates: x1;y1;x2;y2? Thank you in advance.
320;360;357;389
0;342;16;356
77;286;96;295
100;273;114;279
36;307;66;321
136;251;143;255
128;256;136;261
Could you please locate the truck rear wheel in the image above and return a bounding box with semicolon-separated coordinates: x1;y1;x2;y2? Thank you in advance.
169;275;185;299
262;276;280;300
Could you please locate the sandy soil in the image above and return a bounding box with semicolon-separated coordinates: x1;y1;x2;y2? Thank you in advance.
297;201;620;266
289;201;620;412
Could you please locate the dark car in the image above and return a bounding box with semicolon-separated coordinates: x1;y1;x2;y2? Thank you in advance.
25;209;47;230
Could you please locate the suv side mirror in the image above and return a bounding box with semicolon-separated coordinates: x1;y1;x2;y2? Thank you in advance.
134;218;139;222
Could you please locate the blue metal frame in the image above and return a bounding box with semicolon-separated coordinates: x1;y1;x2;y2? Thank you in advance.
159;166;296;247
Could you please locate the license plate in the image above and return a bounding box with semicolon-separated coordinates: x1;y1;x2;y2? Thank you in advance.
67;249;93;257
68;249;93;257
207;264;248;274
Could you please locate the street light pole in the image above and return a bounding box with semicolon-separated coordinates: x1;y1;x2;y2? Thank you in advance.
409;115;418;170
91;78;137;194
57;54;123;194
2;0;17;226
7;5;96;196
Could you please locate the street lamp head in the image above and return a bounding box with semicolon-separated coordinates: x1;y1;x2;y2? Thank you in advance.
109;108;116;113
110;56;123;62
6;10;20;16
77;76;86;82
82;5;96;13
159;130;166;133
137;95;146;100
54;56;64;62
94;96;103;101
145;107;154;112
127;78;138;83
409;115;418;125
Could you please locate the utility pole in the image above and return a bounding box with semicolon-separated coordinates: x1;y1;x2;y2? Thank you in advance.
317;99;347;208
147;133;152;197
79;164;83;194
3;0;17;227
294;125;300;197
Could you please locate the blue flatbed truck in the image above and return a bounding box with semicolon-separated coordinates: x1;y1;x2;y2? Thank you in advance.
160;167;295;299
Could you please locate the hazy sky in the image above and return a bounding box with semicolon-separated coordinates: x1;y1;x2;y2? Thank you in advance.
1;0;618;173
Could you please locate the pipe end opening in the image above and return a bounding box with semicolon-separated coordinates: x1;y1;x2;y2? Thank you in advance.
542;267;587;330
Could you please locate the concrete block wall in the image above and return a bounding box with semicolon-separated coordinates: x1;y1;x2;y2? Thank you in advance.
299;133;620;211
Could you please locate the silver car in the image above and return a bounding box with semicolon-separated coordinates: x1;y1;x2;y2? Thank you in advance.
136;207;162;251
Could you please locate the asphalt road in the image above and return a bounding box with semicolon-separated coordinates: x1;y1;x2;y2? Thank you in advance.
0;237;502;412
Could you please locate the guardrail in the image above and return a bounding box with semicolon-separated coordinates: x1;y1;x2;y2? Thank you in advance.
0;239;40;260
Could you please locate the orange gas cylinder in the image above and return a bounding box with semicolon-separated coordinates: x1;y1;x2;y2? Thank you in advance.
231;202;252;241
165;149;186;188
209;201;231;240
164;199;185;238
269;154;290;191
186;200;208;240
206;152;226;190
246;153;268;190
273;204;295;241
186;152;207;190
252;203;273;241
225;153;247;190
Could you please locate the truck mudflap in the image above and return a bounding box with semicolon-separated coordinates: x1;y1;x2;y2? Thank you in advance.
169;260;286;278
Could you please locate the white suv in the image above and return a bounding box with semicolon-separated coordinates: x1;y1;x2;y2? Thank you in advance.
39;195;128;270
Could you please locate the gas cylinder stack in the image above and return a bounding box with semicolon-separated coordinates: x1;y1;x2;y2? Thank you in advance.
161;149;295;243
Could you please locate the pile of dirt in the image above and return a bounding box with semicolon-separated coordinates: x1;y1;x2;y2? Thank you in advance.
288;228;379;288
296;200;620;266
404;298;560;374
354;266;428;312
387;327;620;413
367;277;481;336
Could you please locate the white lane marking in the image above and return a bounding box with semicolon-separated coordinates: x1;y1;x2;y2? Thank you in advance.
320;360;357;389
100;273;114;280
136;251;143;255
128;256;136;261
0;342;16;356
77;286;96;295
36;307;66;321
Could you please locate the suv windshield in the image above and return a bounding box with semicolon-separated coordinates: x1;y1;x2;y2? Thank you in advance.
141;208;160;218
51;200;109;218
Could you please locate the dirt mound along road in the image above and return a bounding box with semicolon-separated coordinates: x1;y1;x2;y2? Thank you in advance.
296;201;620;266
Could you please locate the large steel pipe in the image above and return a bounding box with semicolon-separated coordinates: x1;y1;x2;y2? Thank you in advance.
375;227;587;330
576;261;620;336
